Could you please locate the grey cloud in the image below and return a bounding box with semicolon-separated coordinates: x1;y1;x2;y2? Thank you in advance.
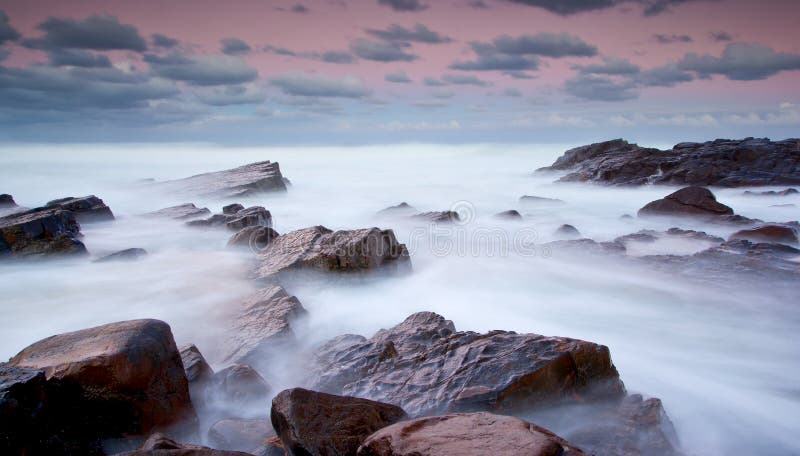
378;0;428;11
263;45;354;64
26;14;147;52
652;33;693;44
320;50;355;64
575;56;640;75
442;73;492;86
48;48;112;68
506;0;701;16
564;73;637;101
504;70;536;79
194;85;266;106
152;33;178;48
366;23;451;44
145;52;258;85
678;42;800;80
451;54;540;71
264;45;297;56
424;77;447;86
710;31;733;42
450;33;596;71
221;38;251;55
413;100;449;108
385;69;412;83
0;10;20;44
503;87;523;97
636;63;693;86
291;4;310;13
270;71;371;98
350;38;417;62
467;0;490;8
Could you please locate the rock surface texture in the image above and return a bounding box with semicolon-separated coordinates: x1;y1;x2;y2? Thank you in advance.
0;207;86;257
311;312;625;417
159;161;287;198
46;195;114;223
538;137;800;186
145;203;211;220
115;432;252;456
638;187;734;219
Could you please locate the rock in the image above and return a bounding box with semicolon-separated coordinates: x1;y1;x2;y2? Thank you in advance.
271;388;407;456
410;211;460;223
186;214;232;228
0;207;87;258
520;195;565;205
771;203;796;208
251;436;287;456
376;202;416;216
664;228;725;243
207;364;271;411
208;418;274;452
145;203;211;220
46;195;114;223
0;365;53;454
538;137;800;187
311;312;625;417
0;193;16;208
728;224;798;245
180;344;214;386
494;210;522;220
254;226;411;280
554;224;581;239
357;411;586;456
226;206;272;231
638;186;733;218
227;226;280;250
620;214;634;220
115;432;252;456
616;229;724;245
8;319;197;439
95;248;148;263
743;188;798;196
544;238;627;256
223;203;245;215
223;286;307;366
159;161;287;198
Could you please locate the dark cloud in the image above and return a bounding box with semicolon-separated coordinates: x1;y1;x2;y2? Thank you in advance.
194;85;266;106
378;0;429;11
450;33;596;71
636;63;693;86
504;70;536;79
652;33;693;44
385;69;412;83
678;42;800;80
424;77;447;86
564;73;637;101
450;53;540;71
320;50;355;64
145;52;258;85
350;38;417;62
467;0;490;8
264;45;297;56
25;14;147;52
270;71;371;98
442;73;492;86
221;38;251;55
710;31;733;42
291;4;310;13
263;45;354;63
0;10;21;44
574;56;640;75
366;24;451;44
567;57;692;100
506;0;701;16
152;33;179;48
48;48;112;68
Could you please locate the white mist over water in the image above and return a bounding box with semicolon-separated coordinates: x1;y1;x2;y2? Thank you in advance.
1;143;799;455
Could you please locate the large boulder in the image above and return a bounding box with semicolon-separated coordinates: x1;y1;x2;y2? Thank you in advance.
7;319;197;439
0;207;87;258
145;203;211;220
728;224;798;245
311;312;625;417
538;137;800;187
223;286;308;366
254;226;411;280
46;195;114;223
357;412;586;456
158;161;287;198
638;187;733;218
115;432;252;456
271;388;407;456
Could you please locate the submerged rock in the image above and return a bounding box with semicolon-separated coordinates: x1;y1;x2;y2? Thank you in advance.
159;161;287;198
115;432;252;456
494;209;523;220
538;137;800;187
0;207;86;258
638;186;733;219
358;411;587;456
554;224;581;239
271;388;407;456
145;203;211;220
376;202;416;217
227;226;279;250
728;224;798;245
46;195;114;223
311;312;625;417
94;248;148;263
207;364;271;412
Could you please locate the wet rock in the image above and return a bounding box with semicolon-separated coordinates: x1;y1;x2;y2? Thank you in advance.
254;226;411;280
46;195;114;223
223;203;245;215
410;211;460;223
616;229;724;245
358;411;586;456
494;209;523;220
186;213;232;228
311;312;625;417
145;203;211;220
207;364;271;411
638;186;733;219
251;436;287;456
377;202;416;217
743;188;798;196
0;207;87;258
545;238;627;256
664;228;725;243
0;193;16;208
227;226;280;250
554;224;581;239
208;418;274;452
115;432;252;455
0;365;53;454
728;224;798;245
223;286;307;366
180;344;214;386
615;230;659;244
7;319;197;439
520;195;565;205
538;137;800;187
271;388;407;456
95;248;148;263
159;161;287;198
226;206;272;231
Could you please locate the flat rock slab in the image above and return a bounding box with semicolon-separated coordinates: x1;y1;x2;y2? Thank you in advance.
0;207;86;257
358;412;586;456
145;203;211;220
46;195;114;223
311;312;625;417
158;161;287;198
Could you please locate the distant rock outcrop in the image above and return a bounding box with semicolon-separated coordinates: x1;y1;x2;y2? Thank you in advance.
159;161;287;198
0;193;17;208
538;137;800;187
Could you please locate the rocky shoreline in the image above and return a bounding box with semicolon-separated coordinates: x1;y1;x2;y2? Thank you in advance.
2;140;799;455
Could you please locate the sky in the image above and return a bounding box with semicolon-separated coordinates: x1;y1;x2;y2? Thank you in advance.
0;0;798;145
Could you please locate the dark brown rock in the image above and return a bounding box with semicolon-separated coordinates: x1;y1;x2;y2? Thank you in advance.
145;203;211;220
638;187;733;218
271;388;407;456
254;226;411;280
115;432;252;455
208;418;274;452
728;224;798;245
0;207;86;258
0;365;52;454
46;195;114;223
8;319;197;439
311;312;625;417
357;412;586;456
227;226;280;250
226;207;272;231
95;248;148;263
180;344;214;386
159;161;287;198
0;194;16;208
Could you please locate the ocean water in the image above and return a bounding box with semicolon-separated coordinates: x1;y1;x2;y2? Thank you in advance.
1;142;798;454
